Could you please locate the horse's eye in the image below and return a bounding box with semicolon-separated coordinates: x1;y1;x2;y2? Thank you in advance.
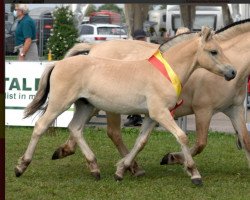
210;50;218;56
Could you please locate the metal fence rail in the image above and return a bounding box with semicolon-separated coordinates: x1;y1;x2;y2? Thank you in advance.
5;16;53;59
86;112;188;132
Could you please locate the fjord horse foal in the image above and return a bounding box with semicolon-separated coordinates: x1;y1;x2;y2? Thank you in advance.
15;27;236;185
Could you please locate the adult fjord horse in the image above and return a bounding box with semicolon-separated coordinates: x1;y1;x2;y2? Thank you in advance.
58;19;250;171
15;27;236;185
160;19;250;167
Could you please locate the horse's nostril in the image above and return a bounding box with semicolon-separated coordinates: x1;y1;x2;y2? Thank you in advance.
224;68;237;81
228;69;237;79
232;70;237;77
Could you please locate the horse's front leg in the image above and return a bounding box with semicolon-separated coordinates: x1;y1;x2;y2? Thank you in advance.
67;101;101;180
151;107;202;185
161;108;212;165
106;112;146;177
225;105;250;168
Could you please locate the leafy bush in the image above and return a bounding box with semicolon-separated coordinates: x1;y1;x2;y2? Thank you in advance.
46;6;79;60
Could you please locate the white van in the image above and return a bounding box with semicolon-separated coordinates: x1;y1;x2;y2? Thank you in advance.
166;5;224;36
228;4;250;21
239;4;250;20
147;9;166;43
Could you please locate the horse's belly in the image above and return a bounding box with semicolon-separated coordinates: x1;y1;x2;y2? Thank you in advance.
88;97;148;115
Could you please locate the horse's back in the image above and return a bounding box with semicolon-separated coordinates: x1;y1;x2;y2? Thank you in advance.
89;39;160;61
52;54;154;89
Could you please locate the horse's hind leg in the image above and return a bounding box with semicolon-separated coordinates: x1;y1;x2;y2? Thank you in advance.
15;100;72;177
52;108;99;160
67;99;101;180
106;112;145;177
225;105;250;168
52;134;77;160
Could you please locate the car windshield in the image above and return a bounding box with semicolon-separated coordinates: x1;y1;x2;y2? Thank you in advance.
97;27;127;35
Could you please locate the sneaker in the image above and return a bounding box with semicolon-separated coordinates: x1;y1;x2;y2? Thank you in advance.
124;115;142;127
133;115;143;126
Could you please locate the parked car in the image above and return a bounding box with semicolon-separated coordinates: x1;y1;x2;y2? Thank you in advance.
78;24;128;43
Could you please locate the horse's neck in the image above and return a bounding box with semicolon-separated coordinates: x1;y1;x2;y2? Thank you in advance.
218;32;250;84
163;38;199;86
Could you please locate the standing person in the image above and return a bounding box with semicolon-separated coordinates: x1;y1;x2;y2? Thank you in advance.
14;4;39;61
124;29;147;127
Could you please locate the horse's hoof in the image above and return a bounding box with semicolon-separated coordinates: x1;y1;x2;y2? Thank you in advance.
236;138;242;150
114;174;123;181
51;147;75;160
91;172;101;181
160;153;171;165
134;169;146;177
14;167;22;177
52;148;61;160
191;178;203;186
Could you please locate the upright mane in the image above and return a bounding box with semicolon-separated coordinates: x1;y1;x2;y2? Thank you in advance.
159;32;197;52
214;18;250;41
160;19;250;51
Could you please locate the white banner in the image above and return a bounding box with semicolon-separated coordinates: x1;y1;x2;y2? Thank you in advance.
5;61;74;127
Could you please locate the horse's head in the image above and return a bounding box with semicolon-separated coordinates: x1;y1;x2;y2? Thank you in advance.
196;26;236;81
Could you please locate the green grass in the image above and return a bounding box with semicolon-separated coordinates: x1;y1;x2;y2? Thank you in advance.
5;127;250;200
5;56;18;61
5;56;47;61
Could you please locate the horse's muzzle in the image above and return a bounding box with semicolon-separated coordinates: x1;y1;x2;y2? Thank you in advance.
224;66;237;81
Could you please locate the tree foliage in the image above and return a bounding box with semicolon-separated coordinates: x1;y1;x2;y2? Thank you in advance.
98;4;123;14
85;4;97;16
46;6;79;60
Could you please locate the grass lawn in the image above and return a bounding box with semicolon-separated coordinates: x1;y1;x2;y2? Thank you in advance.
5;56;18;61
5;126;250;200
5;56;47;61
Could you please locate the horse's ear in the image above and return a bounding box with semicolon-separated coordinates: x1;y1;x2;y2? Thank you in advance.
201;26;213;43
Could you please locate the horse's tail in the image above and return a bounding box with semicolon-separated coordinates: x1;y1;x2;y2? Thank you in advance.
64;43;93;58
23;62;56;118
